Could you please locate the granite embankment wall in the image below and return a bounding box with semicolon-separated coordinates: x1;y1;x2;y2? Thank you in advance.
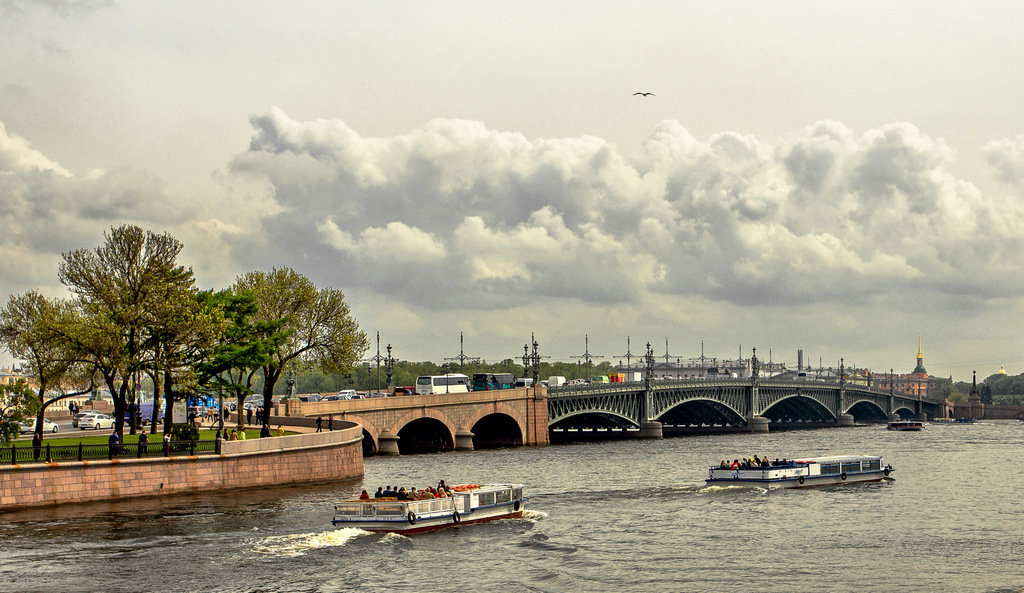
0;423;363;511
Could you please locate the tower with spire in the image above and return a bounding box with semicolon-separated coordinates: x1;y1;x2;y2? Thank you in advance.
913;336;927;375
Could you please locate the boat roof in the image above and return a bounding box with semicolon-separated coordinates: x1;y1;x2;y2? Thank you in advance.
793;455;883;463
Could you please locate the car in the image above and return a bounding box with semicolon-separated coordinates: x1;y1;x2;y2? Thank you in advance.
72;411;102;428
335;390;358;400
19;418;60;434
79;413;115;431
367;392;390;398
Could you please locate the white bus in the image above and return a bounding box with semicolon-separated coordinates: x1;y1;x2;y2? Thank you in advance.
415;373;471;395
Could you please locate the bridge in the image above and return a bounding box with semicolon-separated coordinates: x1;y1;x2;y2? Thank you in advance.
548;375;940;437
277;388;549;456
277;369;938;454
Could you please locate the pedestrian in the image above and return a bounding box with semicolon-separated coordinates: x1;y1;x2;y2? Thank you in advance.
246;407;253;426
138;431;149;456
229;428;238;440
328;414;334;431
260;424;271;438
276;425;285;437
255;407;262;425
32;432;41;461
163;432;171;455
316;416;323;432
108;431;120;457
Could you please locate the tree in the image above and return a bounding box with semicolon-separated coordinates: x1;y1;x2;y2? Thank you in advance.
0;380;38;444
193;290;287;430
0;291;94;442
233;267;368;415
58;225;194;438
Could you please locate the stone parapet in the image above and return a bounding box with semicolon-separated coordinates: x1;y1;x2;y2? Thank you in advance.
0;423;363;512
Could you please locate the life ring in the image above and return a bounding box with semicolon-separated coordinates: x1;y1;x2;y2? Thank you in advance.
797;476;805;485
840;473;847;481
514;500;521;512
452;510;460;524
407;511;417;525
883;468;890;477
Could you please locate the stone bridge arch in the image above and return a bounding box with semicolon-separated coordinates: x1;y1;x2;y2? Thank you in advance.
462;403;526;449
390;408;458;455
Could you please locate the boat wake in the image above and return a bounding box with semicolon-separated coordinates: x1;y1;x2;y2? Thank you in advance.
521;509;547;523
250;527;367;557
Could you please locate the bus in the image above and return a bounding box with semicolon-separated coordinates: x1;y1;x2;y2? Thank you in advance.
415;373;471;395
472;373;515;391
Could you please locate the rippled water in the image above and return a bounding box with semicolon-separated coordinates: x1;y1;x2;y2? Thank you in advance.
2;421;1023;593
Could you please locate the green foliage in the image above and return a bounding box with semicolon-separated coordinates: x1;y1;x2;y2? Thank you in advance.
170;422;200;442
233;267;369;406
0;381;39;444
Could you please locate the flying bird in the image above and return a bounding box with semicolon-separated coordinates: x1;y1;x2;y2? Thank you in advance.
633;92;655;96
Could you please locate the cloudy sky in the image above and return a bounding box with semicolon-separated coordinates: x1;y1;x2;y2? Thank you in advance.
3;1;1024;379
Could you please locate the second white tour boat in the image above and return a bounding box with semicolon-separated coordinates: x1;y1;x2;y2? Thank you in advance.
706;455;893;489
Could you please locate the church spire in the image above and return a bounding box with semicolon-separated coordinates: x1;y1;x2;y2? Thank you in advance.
913;336;927;375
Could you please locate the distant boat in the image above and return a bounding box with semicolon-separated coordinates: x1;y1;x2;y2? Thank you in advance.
887;420;924;431
932;418;977;424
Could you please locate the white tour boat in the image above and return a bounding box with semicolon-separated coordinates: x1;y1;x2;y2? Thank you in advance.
331;483;526;534
706;455;893;489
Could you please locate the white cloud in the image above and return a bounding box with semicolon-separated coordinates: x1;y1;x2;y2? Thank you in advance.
5;109;1024;373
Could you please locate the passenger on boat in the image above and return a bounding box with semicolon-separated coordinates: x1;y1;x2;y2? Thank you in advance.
730;459;739;469
719;460;728;468
760;456;769;467
397;487;410;501
359;490;370;500
374;487;384;498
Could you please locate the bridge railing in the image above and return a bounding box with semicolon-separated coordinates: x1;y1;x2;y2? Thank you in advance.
549;377;941;403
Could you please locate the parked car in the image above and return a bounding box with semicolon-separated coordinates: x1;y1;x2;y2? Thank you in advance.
20;418;60;434
79;413;115;431
72;411;102;428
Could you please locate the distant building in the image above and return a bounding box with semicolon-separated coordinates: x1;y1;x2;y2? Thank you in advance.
0;367;30;387
873;338;929;397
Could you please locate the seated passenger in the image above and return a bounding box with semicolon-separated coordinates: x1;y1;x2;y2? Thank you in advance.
730;459;740;469
374;487;384;498
720;460;728;468
359;489;370;500
397;487;410;500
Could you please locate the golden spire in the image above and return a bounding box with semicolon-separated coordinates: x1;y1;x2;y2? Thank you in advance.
917;336;922;358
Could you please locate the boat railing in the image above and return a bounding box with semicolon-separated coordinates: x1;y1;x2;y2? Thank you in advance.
334;497;456;517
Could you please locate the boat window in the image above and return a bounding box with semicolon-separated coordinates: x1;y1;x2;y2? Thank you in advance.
865;459;881;471
334;503;362;516
819;463;840;475
841;462;860;474
478;492;496;506
373;503;406;516
495;489;511;504
513;487;523;500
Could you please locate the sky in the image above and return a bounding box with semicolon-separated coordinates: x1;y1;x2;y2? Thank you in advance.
2;1;1024;380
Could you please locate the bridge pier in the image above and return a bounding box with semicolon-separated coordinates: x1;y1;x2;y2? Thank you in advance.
838;413;855;427
746;416;769;433
639;421;663;439
378;430;400;456
455;430;475;451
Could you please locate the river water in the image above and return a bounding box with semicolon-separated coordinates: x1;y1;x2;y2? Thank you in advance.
2;421;1023;593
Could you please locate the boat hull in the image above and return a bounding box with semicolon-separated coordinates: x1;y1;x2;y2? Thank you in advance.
332;508;524;534
706;472;890;489
331;484;527;534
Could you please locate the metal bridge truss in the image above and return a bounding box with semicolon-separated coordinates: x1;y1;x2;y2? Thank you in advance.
549;380;933;429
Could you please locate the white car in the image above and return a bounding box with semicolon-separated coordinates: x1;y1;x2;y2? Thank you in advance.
20;418;60;434
79;413;115;430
